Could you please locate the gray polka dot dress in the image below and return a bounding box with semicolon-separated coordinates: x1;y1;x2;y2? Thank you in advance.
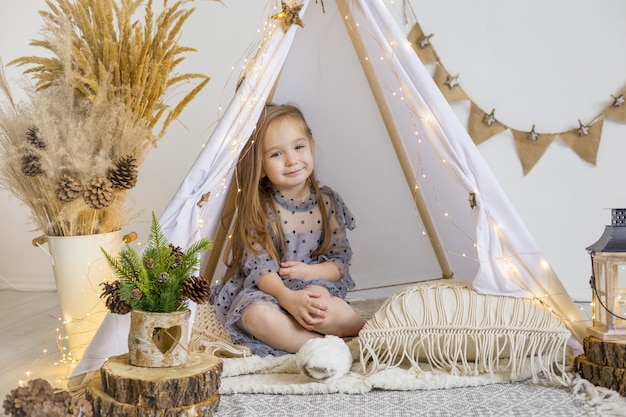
210;185;356;356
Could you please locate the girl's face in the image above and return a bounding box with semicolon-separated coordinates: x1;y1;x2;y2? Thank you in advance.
261;117;315;199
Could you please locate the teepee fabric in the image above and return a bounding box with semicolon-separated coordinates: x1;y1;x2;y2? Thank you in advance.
72;0;586;378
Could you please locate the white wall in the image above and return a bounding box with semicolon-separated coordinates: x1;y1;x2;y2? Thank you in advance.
1;0;625;301
400;0;626;301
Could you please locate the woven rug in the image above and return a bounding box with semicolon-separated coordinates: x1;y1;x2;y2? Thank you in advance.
215;380;596;417
212;350;625;416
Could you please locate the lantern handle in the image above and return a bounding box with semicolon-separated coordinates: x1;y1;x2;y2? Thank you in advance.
589;251;626;321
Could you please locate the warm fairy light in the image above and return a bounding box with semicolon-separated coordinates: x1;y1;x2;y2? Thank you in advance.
540;259;549;270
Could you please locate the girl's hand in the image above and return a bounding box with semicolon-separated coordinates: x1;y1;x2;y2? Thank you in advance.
279;261;342;282
278;261;315;280
280;288;328;330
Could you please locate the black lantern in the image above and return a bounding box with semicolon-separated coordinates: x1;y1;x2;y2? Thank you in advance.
586;208;626;341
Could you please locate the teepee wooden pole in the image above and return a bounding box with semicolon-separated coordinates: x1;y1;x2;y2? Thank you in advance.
336;0;453;279
203;180;238;283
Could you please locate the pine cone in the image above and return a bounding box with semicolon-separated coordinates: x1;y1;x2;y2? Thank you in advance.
108;155;138;190
182;276;211;304
170;244;184;268
83;176;114;209
26;126;46;149
3;378;94;417
3;378;54;417
144;258;155;269
66;397;93;417
100;281;132;315
55;174;83;202
131;288;142;300
21;154;43;176
158;272;169;284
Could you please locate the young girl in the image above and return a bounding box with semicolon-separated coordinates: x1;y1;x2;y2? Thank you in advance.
211;103;364;362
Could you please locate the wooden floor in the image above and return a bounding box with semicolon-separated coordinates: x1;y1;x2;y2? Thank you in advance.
0;290;73;400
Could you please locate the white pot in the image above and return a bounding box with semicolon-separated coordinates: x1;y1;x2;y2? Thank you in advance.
46;230;122;363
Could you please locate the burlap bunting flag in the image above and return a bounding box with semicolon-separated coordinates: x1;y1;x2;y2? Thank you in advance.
407;23;438;64
433;64;468;102
468;103;507;145
511;130;555;176
559;120;603;166
406;21;619;175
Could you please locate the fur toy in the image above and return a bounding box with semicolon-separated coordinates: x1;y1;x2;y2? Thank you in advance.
296;335;353;381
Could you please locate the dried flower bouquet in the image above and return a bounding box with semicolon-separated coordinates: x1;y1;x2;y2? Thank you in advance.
0;0;209;236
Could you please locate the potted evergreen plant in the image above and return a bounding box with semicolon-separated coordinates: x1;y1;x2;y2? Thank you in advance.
101;212;212;367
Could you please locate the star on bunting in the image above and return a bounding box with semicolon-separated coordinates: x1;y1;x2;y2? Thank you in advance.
444;74;460;89
527;125;539;141
419;34;434;48
483;108;497;126
611;94;625;107
272;1;305;32
577;119;590;136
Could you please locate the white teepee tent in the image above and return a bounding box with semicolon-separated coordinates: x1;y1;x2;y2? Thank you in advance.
71;0;587;379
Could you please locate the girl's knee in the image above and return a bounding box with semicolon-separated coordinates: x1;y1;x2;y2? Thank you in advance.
241;300;280;333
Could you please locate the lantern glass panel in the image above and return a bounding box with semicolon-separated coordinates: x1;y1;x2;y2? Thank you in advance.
617;264;626;327
593;261;606;328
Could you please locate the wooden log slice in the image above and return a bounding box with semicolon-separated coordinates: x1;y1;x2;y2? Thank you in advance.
575;354;626;396
86;377;220;417
583;336;626;368
99;352;222;408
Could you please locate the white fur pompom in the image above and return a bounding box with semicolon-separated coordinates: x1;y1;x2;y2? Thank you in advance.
296;335;353;382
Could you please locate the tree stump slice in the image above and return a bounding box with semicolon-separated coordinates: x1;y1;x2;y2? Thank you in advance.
583;336;626;368
93;352;222;409
575;355;626;396
86;377;220;417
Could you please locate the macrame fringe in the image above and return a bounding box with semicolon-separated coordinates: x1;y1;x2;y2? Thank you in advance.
358;281;571;386
359;328;570;385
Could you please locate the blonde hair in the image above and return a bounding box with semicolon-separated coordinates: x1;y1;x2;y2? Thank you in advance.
222;104;331;282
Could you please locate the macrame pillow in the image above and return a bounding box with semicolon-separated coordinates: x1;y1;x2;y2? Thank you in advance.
357;279;571;384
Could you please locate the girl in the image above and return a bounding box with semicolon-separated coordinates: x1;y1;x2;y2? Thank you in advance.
211;103;364;362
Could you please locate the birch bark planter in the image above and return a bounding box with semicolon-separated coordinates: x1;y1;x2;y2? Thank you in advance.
46;230;122;363
128;309;191;367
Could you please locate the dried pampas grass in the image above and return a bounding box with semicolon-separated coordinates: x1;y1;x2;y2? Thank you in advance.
0;0;209;236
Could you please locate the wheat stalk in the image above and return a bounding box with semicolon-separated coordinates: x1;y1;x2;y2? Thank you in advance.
10;0;209;140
